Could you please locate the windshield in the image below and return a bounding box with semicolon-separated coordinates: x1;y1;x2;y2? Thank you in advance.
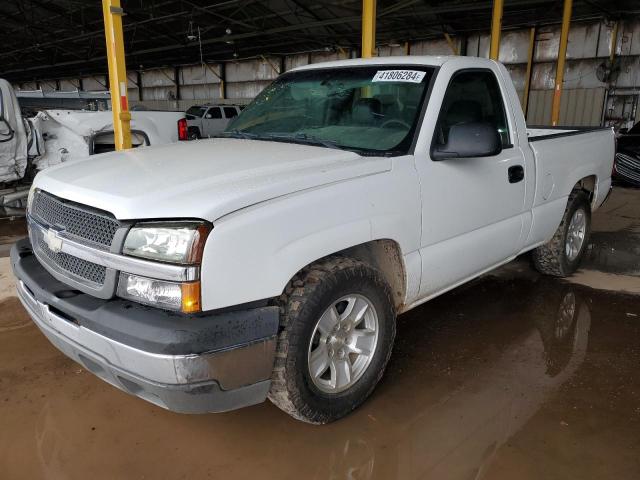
223;66;435;155
186;106;207;117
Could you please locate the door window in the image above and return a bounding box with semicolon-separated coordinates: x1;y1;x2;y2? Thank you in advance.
223;107;238;118
434;70;510;148
207;107;222;119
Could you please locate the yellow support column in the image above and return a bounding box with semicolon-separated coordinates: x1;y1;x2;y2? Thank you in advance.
444;33;458;55
609;21;619;62
361;0;376;58
551;0;573;126
102;0;131;150
523;26;536;117
489;0;504;60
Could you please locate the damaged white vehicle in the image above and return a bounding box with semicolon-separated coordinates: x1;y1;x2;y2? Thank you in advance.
0;79;31;184
0;78;187;207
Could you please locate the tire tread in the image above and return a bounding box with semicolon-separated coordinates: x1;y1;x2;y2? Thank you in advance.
532;191;590;277
268;256;395;424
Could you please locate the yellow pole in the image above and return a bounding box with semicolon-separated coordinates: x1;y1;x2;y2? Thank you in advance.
444;33;458;55
102;0;131;150
523;26;536;117
489;0;504;60
551;0;573;126
361;0;376;58
609;21;619;62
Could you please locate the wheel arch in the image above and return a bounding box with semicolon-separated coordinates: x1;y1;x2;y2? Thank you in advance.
572;175;597;208
319;239;407;312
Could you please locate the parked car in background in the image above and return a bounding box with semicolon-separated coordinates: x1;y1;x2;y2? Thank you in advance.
615;121;640;186
185;104;243;139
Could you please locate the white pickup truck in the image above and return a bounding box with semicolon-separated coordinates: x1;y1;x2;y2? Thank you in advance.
11;56;614;424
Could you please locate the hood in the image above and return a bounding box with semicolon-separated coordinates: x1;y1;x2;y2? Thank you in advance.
33;138;391;221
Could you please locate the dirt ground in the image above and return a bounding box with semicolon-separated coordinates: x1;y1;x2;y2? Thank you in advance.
0;187;638;480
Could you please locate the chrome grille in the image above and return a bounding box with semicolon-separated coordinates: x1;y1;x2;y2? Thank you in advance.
31;190;120;248
616;152;640;170
38;238;107;285
616;153;640;183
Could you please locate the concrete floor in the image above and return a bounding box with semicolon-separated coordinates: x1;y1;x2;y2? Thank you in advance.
0;188;638;479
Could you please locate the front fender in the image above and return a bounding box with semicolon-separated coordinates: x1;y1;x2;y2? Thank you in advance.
199;158;421;310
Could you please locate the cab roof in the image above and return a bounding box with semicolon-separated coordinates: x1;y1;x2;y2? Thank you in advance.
290;55;496;72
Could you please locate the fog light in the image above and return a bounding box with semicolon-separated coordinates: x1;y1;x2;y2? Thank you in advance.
117;273;201;313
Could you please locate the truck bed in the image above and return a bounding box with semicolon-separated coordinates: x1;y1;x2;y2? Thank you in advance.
527;125;610;142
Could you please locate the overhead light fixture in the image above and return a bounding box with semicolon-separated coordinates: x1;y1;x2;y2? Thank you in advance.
187;21;198;41
226;28;232;35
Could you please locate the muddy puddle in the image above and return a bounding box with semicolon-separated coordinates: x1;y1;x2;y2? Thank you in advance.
1;275;639;479
584;230;640;275
0;216;27;258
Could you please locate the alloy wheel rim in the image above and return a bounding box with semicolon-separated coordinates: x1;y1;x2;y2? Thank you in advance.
307;294;379;394
566;208;587;262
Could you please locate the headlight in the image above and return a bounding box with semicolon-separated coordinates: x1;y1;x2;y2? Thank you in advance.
117;273;201;313
120;221;210;313
123;221;210;264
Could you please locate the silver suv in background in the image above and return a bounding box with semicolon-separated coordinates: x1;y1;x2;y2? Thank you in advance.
185;104;243;139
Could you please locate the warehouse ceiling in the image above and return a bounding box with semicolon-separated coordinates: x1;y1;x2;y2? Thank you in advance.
0;0;638;82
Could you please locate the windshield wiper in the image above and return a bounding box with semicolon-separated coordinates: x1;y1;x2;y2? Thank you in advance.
262;132;343;150
215;129;260;140
217;130;374;155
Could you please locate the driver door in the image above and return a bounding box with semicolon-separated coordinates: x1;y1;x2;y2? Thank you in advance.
415;68;527;298
201;107;224;137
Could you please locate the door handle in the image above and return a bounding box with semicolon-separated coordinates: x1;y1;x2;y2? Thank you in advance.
508;165;525;183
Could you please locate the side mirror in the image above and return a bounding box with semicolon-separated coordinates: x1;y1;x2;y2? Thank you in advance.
432;122;502;160
205;114;212;119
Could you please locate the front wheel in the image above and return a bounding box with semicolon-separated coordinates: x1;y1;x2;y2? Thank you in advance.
268;257;396;424
532;191;591;277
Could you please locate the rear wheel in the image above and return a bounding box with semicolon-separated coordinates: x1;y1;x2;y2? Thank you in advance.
532;191;591;277
188;127;200;140
268;256;396;424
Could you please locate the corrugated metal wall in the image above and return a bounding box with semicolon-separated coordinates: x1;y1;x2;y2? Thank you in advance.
526;88;606;126
11;19;640;126
464;20;640;126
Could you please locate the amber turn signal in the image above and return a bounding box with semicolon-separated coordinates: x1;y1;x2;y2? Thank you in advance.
181;281;201;313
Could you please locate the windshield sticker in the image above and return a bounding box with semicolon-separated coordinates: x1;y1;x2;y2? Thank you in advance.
372;70;426;83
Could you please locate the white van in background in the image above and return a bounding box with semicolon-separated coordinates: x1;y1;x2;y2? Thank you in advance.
185;104;244;139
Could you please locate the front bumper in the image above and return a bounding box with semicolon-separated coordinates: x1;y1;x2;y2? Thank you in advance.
11;238;279;414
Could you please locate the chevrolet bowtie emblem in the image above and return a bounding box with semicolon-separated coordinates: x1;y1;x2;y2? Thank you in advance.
45;228;63;253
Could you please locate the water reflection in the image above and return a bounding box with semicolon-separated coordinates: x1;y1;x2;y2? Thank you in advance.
26;278;591;479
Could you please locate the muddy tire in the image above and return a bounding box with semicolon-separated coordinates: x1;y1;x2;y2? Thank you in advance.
268;256;396;424
532;191;591;277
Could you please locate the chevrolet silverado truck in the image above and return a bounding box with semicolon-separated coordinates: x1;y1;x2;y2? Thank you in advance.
11;56;614;424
